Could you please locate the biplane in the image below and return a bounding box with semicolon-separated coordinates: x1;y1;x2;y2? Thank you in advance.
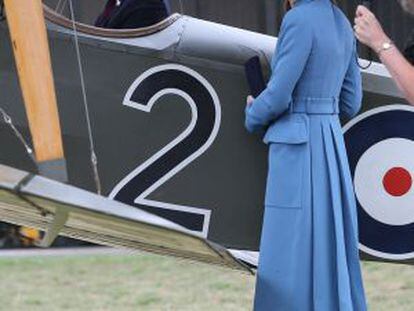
0;0;411;271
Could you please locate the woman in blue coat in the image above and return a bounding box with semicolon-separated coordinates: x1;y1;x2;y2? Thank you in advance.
245;0;367;310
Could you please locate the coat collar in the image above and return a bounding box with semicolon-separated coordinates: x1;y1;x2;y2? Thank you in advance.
294;0;331;7
294;0;312;5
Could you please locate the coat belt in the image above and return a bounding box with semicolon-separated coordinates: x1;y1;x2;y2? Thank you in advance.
291;97;339;115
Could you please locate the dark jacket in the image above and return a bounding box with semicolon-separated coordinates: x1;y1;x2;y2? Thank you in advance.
404;30;414;65
95;0;171;29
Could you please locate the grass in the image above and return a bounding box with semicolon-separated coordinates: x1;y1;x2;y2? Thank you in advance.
0;252;413;310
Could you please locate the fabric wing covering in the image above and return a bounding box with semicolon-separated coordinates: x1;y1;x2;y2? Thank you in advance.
0;164;251;273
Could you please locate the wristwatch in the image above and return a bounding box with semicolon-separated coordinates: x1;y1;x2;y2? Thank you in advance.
376;41;394;56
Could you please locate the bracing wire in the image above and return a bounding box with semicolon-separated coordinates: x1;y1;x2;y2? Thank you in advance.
179;0;184;14
67;0;102;195
55;0;63;11
0;107;37;166
55;0;68;15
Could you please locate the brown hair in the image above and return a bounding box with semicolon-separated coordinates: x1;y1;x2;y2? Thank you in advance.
284;0;337;12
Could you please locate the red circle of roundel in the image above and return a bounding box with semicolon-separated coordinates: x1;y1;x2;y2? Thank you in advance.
383;167;412;197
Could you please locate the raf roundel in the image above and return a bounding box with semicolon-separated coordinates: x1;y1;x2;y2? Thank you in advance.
344;105;414;261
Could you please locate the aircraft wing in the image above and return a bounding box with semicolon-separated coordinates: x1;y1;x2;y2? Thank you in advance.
0;164;251;273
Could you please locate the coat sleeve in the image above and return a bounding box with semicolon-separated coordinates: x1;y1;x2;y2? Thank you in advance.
339;39;362;119
245;12;313;133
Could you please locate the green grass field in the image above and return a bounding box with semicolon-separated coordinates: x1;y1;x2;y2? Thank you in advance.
0;252;413;310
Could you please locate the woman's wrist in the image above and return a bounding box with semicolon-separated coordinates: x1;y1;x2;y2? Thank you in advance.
371;33;391;54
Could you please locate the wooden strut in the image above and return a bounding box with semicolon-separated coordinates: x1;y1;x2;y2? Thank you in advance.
4;0;67;182
36;208;69;248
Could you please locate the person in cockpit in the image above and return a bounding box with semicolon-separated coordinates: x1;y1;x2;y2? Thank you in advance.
95;0;171;29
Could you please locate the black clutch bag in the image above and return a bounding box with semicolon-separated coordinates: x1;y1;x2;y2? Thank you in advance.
244;56;267;98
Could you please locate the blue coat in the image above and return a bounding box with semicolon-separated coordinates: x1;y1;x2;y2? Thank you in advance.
245;0;367;310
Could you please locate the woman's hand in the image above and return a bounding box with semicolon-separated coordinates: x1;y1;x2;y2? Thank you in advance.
246;95;254;108
354;5;389;52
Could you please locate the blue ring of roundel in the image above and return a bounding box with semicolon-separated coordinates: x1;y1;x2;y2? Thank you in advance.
344;108;414;256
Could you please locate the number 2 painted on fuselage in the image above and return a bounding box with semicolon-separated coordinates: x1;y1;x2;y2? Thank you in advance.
109;64;221;237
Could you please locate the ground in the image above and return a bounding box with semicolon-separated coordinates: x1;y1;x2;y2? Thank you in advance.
0;251;413;310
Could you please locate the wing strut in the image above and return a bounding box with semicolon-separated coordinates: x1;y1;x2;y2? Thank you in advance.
4;0;67;182
36;208;69;247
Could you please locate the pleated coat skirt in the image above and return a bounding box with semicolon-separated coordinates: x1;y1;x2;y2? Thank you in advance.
245;0;367;310
253;113;367;310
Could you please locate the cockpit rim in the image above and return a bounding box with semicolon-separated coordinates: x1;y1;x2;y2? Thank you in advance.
42;4;182;38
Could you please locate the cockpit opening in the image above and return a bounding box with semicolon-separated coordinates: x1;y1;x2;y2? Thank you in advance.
95;0;171;29
42;0;180;38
